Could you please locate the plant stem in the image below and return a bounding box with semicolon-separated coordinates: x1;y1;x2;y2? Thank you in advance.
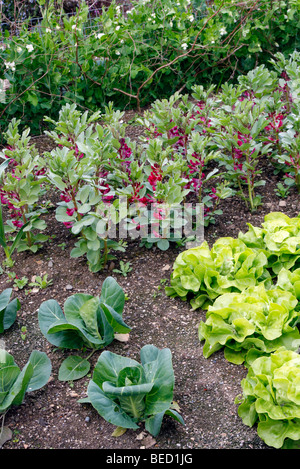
21;206;32;247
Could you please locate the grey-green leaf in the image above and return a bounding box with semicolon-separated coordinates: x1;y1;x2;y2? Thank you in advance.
58;356;90;381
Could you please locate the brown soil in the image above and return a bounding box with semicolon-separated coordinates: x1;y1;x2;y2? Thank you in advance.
1;113;299;451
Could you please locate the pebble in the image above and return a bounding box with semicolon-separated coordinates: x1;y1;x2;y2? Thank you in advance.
66;284;73;290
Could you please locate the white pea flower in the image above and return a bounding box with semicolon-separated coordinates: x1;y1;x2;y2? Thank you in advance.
96;33;105;39
115;25;120;31
211;40;215;44
46;28;51;33
115;50;121;55
181;43;188;50
17;46;22;53
72;24;76;30
26;44;34;52
4;61;16;71
188;15;194;22
220;27;227;35
170;21;173;27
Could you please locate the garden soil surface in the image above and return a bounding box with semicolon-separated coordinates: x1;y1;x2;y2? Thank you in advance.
1;110;299;452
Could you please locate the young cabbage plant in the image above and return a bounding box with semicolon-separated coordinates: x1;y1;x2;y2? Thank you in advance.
0;288;20;333
0;349;52;415
38;277;131;380
79;344;184;437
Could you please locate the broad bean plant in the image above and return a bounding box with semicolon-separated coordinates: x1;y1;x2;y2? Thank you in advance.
0;53;299;271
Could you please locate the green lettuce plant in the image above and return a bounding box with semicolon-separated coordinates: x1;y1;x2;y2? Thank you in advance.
239;212;300;274
198;284;300;366
0;288;20;333
165;237;271;310
80;344;184;436
235;347;300;449
0;349;51;414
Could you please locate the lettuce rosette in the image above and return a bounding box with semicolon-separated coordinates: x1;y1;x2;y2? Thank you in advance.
235;347;300;449
239;212;300;275
198;284;300;366
165;237;271;310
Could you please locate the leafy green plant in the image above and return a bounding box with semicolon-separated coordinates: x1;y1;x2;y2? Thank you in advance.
0;349;51;414
79;344;184;436
0;288;20;333
0;119;49;254
113;261;132;277
0;202;31;268
166;236;271;310
20;325;27;341
29;274;53;290
198;284;300;366
274;182;290;198
12;275;29;290
238;212;300;275
44;103;128;272
1;0;298;138
235;347;300;449
38;276;131;380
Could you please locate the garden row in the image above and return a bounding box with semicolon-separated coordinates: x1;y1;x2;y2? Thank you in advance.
167;210;300;448
0;0;299;135
0;275;184;441
0;51;299;271
0;52;300;448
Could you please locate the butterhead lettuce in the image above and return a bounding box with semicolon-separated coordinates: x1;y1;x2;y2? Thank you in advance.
198;284;300;366
239;212;300;274
166;237;271;310
235;347;300;449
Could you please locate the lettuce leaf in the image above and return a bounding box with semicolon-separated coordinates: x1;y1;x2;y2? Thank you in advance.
166;237;271;310
239;212;300;274
235;347;300;448
198;284;300;365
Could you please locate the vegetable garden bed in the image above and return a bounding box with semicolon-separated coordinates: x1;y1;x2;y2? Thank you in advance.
1;53;300;450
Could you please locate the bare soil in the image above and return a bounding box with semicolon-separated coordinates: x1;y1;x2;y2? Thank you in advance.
1;115;299;451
